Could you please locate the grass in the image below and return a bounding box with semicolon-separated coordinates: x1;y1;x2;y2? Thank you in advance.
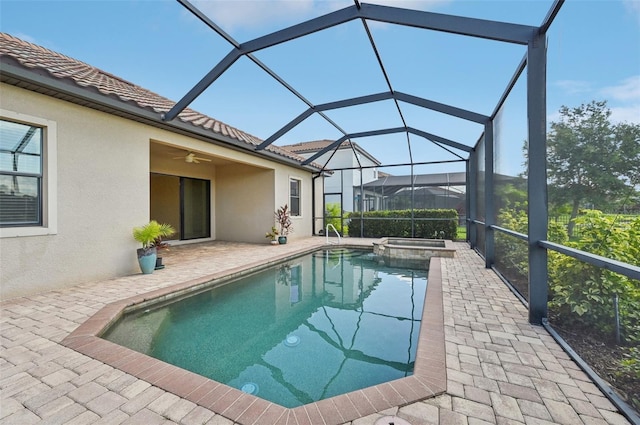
456;225;467;241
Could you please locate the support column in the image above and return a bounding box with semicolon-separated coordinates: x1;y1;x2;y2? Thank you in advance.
484;120;495;267
527;31;549;325
411;164;415;237
465;160;471;243
468;152;478;249
359;170;364;237
312;174;318;235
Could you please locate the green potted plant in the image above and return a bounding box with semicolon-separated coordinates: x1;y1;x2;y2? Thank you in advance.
275;204;293;244
132;220;174;274
151;222;176;269
265;226;279;245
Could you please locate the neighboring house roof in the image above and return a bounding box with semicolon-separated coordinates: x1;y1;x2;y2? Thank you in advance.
362;172;467;197
0;33;319;170
280;139;382;166
364;172;467;188
362;172;518;196
281;140;343;154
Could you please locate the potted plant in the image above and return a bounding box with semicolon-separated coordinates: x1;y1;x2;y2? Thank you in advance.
265;226;279;245
151;222;176;269
275;204;293;244
132;220;174;274
276;264;291;285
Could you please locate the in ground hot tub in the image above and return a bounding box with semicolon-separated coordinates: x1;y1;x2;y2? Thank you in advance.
372;237;456;269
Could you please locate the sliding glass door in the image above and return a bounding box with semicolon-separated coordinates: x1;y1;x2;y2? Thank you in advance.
181;177;210;240
150;173;210;240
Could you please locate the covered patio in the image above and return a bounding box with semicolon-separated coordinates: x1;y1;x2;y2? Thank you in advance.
0;239;630;424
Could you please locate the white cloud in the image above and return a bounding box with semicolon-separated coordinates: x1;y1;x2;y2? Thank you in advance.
554;79;592;95
350;0;453;30
190;0;451;32
623;0;640;22
547;110;562;124
600;75;640;102
13;32;38;44
549;76;640;125
365;0;451;9
190;1;344;32
609;104;640;124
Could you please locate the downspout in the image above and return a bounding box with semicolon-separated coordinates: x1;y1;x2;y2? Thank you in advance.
312;173;321;236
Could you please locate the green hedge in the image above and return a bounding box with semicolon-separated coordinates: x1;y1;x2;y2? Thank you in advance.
347;209;458;239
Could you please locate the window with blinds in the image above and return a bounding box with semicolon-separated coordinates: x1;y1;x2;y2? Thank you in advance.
290;178;301;216
0;119;43;227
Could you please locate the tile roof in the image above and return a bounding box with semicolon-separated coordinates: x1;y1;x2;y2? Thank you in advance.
0;32;311;167
280;139;352;154
280;139;381;166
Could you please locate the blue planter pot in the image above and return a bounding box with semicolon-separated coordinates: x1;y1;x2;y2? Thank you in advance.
137;247;157;274
278;236;287;244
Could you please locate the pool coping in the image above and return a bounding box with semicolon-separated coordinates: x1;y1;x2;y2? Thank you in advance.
60;246;446;425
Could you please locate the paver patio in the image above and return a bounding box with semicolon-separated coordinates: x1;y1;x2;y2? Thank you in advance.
0;239;632;424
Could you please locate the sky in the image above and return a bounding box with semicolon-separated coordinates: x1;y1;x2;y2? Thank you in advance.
1;0;639;177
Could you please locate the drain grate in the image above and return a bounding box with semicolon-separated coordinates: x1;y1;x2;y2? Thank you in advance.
374;416;412;425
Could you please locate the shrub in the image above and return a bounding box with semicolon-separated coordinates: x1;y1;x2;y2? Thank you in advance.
548;211;640;345
324;202;348;236
495;208;567;289
347;209;457;239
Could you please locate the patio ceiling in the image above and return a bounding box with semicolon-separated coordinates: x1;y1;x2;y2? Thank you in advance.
162;0;563;174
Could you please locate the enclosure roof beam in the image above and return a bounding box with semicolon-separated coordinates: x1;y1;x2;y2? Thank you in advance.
162;50;241;122
302;135;350;166
301;126;471;166
394;92;489;124
256;109;316;151
423;137;467;161
177;0;239;48
301;127;406;165
539;0;565;35
257;91;487;150
176;0;350;139
358;3;537;45
165;2;537;122
318;91;395;111
407;127;473;153
255;92;393;151
490;53;527;121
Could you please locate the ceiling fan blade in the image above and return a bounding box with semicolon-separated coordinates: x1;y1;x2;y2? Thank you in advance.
172;156;183;160
194;157;212;162
193;158;200;164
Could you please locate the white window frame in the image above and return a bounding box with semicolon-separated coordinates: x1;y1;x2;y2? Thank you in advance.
289;176;302;217
0;109;57;238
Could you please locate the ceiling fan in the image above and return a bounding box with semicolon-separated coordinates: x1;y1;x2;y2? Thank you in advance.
172;151;212;164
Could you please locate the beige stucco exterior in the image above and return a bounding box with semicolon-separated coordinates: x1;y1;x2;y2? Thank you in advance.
0;83;320;300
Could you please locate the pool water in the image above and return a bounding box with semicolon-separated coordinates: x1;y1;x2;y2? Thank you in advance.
103;248;427;408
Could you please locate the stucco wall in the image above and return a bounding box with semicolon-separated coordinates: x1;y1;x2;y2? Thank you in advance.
215;163;274;243
0;84;316;299
0;84;149;299
275;169;313;241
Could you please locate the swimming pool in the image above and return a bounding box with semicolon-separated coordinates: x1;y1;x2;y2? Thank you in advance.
102;248;427;408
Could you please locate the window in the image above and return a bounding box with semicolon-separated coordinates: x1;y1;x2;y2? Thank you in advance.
0;110;57;237
290;178;301;216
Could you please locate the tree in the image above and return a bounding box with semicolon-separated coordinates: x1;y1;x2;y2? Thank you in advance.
545;101;639;236
616;121;640;188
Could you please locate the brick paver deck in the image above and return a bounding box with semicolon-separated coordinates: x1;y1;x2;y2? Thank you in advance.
0;238;632;424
